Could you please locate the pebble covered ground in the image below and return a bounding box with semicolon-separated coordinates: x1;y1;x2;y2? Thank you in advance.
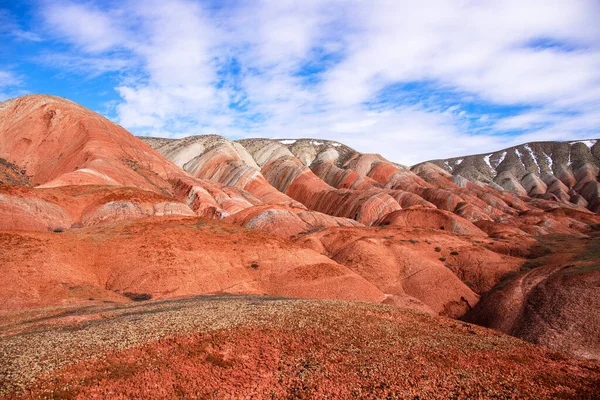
1;295;599;399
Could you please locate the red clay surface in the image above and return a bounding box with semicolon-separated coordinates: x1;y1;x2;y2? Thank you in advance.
0;217;385;311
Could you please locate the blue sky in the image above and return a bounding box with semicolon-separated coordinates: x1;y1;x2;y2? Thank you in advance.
1;0;599;164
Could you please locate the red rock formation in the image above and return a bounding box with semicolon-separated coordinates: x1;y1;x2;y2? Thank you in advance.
142;135;304;208
294;226;523;318
258;155;401;224
311;161;380;190
0;185;196;231
2;94;600;363
0;95;259;218
0;217;385;311
374;207;488;236
423;140;600;214
224;204;362;238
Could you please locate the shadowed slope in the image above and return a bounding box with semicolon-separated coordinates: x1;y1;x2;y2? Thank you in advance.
465;233;600;362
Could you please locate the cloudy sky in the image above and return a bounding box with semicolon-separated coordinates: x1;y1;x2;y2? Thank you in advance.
1;0;599;164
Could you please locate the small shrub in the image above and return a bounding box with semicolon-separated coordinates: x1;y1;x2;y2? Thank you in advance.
53;227;64;233
450;251;459;256
123;292;152;301
205;353;234;368
434;247;441;252
409;239;418;244
250;262;259;269
520;260;544;271
298;226;325;235
563;264;600;276
439;257;446;262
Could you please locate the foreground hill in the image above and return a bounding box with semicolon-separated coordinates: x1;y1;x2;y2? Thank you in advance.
0;217;384;311
1;296;598;399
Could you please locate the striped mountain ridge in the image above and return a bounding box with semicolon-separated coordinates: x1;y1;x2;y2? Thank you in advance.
142;135;600;214
421;140;600;212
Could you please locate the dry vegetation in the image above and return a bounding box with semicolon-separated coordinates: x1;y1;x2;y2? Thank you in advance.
1;295;598;399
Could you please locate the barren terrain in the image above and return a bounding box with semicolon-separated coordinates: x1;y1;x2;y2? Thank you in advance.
2;296;599;399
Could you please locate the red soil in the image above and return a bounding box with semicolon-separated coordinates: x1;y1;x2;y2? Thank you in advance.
0;217;384;311
5;298;597;400
1;94;600;367
294;226;525;317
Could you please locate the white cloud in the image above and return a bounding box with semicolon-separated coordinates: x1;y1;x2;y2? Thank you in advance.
0;70;25;101
42;1;128;53
38;0;600;164
10;30;42;42
35;53;133;77
321;0;600;107
0;71;20;87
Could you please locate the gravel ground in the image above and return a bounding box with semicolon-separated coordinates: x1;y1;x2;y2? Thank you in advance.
1;295;599;399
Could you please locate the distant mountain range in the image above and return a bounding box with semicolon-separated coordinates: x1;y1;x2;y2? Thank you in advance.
142;135;600;214
423;140;599;212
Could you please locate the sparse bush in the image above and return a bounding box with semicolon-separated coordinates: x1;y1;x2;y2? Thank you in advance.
450;251;459;256
123;292;152;301
53;227;64;233
205;353;234;368
250;263;259;269
439;257;446;262
434;247;442;252
299;226;325;235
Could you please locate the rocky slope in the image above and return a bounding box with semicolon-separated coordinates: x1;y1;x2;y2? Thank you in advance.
146;135;599;236
1;94;599;366
465;233;600;361
423;140;600;212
